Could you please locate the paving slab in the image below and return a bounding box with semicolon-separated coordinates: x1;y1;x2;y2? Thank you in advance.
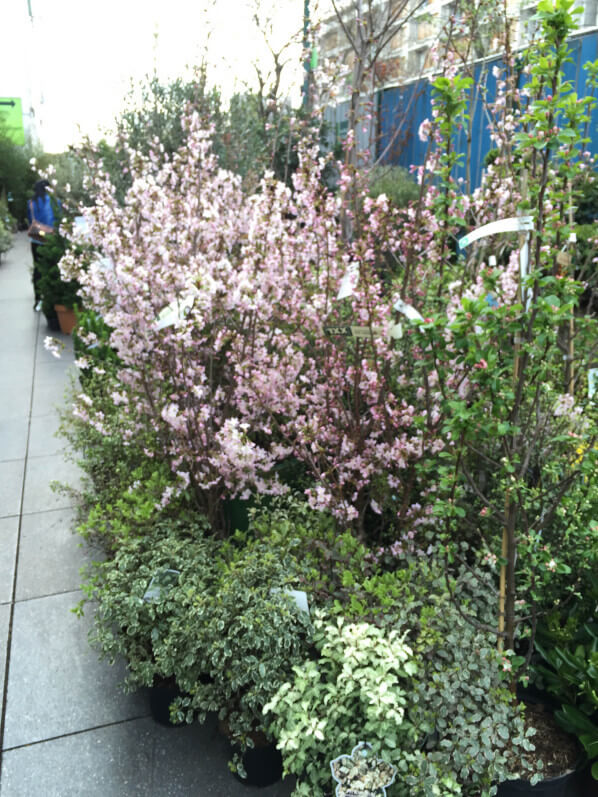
0;715;295;797
0;516;18;604
2;590;147;749
22;454;81;514
0;351;35;375
0;461;25;519
27;413;65;458
0;389;31;423
35;358;77;386
0;604;9;700
31;378;73;419
15;509;86;601
0;419;29;463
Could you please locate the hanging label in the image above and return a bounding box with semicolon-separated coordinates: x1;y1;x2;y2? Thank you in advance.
458;216;534;250
589;369;598;400
325;324;403;340
156;293;195;330
325;325;352;337
337;264;359;300
393;297;424;322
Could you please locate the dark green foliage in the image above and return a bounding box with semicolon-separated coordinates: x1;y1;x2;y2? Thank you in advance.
532;591;598;779
0;130;35;226
36;231;81;316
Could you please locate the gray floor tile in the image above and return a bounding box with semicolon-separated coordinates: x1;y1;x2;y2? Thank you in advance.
2;591;148;749
0;418;29;463
15;509;85;601
0;716;295;797
0;461;24;519
0;354;34;377
27;413;65;458
31;378;73;418
0;383;32;422
0;516;18;603
35;358;77;385
0;298;35;320
0;604;9;702
22;455;81;514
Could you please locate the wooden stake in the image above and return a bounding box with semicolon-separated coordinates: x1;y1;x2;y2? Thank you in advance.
498;172;528;652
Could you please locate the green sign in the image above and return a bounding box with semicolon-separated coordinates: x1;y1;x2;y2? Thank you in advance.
0;98;25;146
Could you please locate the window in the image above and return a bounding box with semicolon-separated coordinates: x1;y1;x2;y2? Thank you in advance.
584;0;598;27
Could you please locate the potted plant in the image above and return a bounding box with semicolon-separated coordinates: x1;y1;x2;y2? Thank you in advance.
77;515;217;725
265;553;538;797
36;231;81;333
158;538;312;785
330;742;397;797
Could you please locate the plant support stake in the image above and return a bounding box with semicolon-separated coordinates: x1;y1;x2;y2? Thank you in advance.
457;206;532;651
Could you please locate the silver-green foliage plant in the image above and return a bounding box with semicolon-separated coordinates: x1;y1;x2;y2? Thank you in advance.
77;516;216;691
158;540;313;759
0;218;11;257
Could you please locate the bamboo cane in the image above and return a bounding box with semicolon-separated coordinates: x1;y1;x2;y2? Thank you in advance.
498;173;528;652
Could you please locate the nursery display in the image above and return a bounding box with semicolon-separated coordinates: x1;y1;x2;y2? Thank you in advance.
48;0;598;794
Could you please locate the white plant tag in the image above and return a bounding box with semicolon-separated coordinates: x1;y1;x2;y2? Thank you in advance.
337;264;359;300
458;216;534;250
156;293;195;330
589;369;598;400
393;297;424;322
271;588;310;616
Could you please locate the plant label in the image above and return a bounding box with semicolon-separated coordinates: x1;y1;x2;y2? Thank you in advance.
337;264;359;300
458;216;534;250
393;297;424;322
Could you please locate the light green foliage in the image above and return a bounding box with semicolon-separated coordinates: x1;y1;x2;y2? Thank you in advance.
264;611;419;797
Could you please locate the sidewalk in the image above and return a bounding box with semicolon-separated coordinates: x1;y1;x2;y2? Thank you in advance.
0;233;294;797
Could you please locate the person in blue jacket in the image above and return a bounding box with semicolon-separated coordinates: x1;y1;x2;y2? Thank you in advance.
27;179;60;308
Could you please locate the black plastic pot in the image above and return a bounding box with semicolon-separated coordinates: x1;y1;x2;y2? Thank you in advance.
497;768;582;796
148;682;182;727
233;744;283;788
45;312;60;332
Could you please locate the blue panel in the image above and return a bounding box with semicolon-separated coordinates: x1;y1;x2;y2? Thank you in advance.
375;30;598;191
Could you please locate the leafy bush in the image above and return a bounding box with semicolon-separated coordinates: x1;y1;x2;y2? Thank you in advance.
368;164;420;208
0;217;11;257
36;231;81;316
161;538;313;763
532;594;598;779
266;556;535;796
77;515;216;692
265;611;423;797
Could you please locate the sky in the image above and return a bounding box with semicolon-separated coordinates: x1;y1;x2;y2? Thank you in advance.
1;0;322;153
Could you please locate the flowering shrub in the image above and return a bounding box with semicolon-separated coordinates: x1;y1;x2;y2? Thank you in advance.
61;107;448;537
